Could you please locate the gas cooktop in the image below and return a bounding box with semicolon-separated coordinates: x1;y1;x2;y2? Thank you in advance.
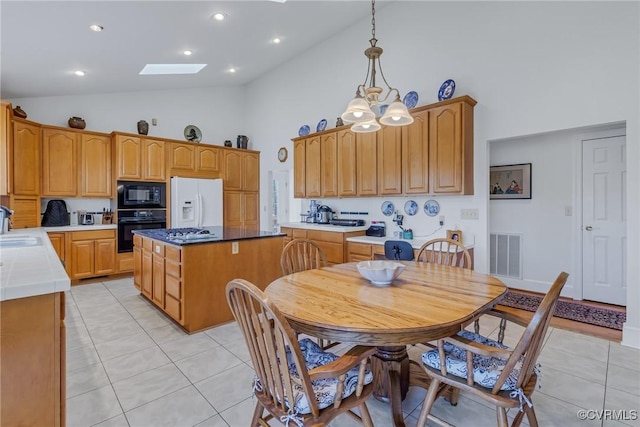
146;227;217;241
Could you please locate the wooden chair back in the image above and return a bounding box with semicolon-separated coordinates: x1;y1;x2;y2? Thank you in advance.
416;238;472;269
280;238;327;276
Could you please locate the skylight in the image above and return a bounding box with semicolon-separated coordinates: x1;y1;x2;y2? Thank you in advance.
139;64;207;75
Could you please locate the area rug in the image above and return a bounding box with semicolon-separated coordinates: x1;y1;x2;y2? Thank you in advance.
498;290;626;330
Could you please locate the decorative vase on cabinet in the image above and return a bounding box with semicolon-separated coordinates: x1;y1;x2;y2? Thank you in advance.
137;120;149;135
68;116;86;129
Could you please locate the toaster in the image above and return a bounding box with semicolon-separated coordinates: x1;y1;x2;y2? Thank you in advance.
79;213;94;225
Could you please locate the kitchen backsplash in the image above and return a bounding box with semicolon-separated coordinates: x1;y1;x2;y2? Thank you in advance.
40;198;115;225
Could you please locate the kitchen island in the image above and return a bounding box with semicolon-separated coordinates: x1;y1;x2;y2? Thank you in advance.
133;227;285;333
0;228;69;427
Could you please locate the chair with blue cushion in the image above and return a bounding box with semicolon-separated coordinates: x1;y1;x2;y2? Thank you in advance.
414;272;569;427
226;279;375;427
384;240;415;261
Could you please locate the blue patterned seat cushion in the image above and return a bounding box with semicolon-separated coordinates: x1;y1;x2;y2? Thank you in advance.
421;330;523;391
283;338;374;415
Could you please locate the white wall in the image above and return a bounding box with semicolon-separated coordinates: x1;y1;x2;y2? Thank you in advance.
10;2;640;346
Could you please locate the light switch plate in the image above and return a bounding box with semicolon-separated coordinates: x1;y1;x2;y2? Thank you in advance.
232;241;239;254
460;209;479;220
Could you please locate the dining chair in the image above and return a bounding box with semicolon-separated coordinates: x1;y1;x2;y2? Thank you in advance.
384;240;415;261
226;279;376;427
415;238;472;269
415;272;569;427
280;238;327;276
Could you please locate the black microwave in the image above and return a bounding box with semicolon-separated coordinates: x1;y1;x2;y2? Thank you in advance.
117;181;166;209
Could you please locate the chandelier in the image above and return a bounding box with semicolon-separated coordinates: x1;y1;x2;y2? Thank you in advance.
340;0;414;133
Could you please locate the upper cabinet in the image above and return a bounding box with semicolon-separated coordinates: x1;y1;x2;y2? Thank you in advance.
114;133;165;181
42;128;78;196
292;95;476;198
12;120;41;196
168;142;221;178
223;149;259;192
81;133;112;197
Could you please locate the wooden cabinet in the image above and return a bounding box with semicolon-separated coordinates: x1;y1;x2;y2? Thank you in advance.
224;191;259;230
293;140;306;198
337;129;357;197
7;195;40;228
81;133;111;197
114;134;165;181
356;132;377;196
41;128;78;196
168;142;221;178
47;232;65;263
0;102;11;196
152;247;165;307
68;229;116;280
402;109;429;194
12;120;41;196
280;227;366;265
292;96;476;197
429;100;474;195
1;292;65;427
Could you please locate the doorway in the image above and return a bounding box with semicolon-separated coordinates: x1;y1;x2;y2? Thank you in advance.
581;131;626;306
268;170;290;232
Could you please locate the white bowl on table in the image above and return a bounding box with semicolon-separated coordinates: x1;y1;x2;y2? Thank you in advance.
356;260;406;286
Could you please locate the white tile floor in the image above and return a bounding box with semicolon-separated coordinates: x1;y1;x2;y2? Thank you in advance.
66;277;640;427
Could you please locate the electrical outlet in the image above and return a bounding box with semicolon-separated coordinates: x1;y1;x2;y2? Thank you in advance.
460;208;479;220
439;215;445;226
152;118;158;126
232;241;239;254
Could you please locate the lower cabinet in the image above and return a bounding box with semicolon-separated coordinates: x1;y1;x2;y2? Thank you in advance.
68;229;116;280
223;191;259;230
0;292;65;427
280;227;366;265
347;242;390;262
47;232;66;263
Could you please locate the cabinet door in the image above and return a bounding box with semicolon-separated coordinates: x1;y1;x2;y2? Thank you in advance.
243;192;260;230
429;101;473;194
41;128;77;196
356;132;377;196
196;145;220;175
402;109;429;194
0;102;11;195
8;195;39;228
152;253;165;308
81;134;111;197
321;133;338;197
94;239;115;276
305;136;321;197
337;129;357;197
223;151;242;191
70;240;94;279
115;135;141;180
141;249;153;298
293;140;306;198
223;191;243;227
133;247;142;291
377;126;402;195
12;121;41;195
169;142;195;172
242;152;260;192
143;139;165;181
47;233;65;262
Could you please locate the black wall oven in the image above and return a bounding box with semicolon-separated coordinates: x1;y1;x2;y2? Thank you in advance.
117;210;166;253
117;181;166;209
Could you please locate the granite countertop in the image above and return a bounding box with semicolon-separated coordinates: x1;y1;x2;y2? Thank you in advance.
42;224;117;232
0;229;70;301
279;222;369;233
134;226;285;246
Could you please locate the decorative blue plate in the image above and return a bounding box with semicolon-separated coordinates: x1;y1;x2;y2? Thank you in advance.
424;199;440;217
404;200;418;216
316;119;327;132
379;104;389;116
403;91;418;109
381;201;394;216
438;79;456;101
298;125;310;137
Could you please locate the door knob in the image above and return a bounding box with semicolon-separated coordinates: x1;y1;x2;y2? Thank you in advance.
585;225;593;231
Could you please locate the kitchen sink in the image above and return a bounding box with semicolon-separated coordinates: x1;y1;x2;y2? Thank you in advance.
0;235;43;248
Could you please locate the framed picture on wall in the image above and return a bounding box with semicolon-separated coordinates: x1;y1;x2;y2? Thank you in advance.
489;163;532;200
447;229;463;242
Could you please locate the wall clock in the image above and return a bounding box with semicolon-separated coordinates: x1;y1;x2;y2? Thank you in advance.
278;147;288;162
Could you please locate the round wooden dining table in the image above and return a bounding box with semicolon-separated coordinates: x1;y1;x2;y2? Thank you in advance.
264;261;507;427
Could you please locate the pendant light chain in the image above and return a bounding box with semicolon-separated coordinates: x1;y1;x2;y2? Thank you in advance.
370;0;376;44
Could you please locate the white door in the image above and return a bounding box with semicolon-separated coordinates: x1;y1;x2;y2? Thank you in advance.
269;170;290;231
582;134;626;306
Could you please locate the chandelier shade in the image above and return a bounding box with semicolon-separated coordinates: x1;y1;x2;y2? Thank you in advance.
340;0;414;133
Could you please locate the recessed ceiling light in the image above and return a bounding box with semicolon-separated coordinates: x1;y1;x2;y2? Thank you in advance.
139;64;207;75
74;70;85;76
228;68;236;73
212;13;226;21
272;37;281;44
89;25;103;32
183;50;192;56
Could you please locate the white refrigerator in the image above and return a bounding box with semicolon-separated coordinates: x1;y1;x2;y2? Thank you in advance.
170;177;223;228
